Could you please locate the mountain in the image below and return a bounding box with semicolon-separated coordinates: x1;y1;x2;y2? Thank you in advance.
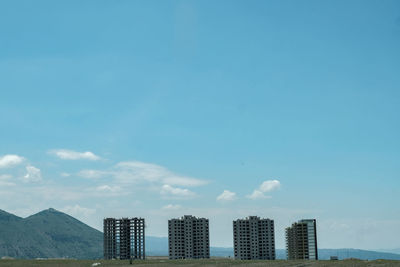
145;236;235;257
142;236;400;260
316;249;400;261
207;248;400;260
145;237;235;257
146;236;168;256
0;208;102;259
210;247;234;257
0;210;22;222
144;236;400;260
2;208;400;261
378;248;400;255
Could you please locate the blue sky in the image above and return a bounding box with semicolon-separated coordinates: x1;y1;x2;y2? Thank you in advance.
0;0;400;249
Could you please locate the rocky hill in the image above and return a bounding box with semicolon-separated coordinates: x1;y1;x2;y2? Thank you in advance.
2;208;400;261
0;208;102;259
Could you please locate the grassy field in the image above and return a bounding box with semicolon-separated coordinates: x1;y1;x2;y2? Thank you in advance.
1;258;400;267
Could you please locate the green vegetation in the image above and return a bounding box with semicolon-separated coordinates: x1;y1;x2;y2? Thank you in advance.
0;208;102;259
1;259;400;267
1;208;400;263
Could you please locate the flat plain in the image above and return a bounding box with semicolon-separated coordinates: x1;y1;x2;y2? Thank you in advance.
1;259;400;267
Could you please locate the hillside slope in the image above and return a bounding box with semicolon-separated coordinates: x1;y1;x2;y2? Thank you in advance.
2;209;400;261
0;208;102;259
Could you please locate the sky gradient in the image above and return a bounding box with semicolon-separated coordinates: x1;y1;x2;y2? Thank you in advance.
1;0;400;249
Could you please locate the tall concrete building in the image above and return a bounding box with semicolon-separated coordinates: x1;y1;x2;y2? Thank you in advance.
233;216;275;260
286;219;318;260
104;218;117;259
168;215;210;259
103;217;145;260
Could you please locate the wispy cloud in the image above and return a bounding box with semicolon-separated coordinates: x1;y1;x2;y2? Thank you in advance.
96;185;122;193
77;161;208;190
160;184;195;198
162;204;182;210
0;174;15;186
23;165;42;182
114;161;208;186
247;180;281;200
0;154;24;168
61;204;96;218
217;190;237;202
49;149;100;161
247;190;271;200
72;161;209;200
78;169;108;179
163;176;208;187
0;174;12;180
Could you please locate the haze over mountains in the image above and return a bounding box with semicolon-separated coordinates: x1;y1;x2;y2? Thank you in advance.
149;236;400;261
1;208;399;260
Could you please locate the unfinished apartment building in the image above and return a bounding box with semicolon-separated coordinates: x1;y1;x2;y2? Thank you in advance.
233;216;275;260
168;215;210;259
103;217;145;260
286;219;318;260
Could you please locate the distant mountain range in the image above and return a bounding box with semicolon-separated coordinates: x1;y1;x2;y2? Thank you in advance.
377;248;400;255
146;236;400;260
1;208;400;260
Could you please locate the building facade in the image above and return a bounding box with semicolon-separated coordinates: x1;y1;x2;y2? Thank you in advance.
104;218;117;259
233;216;275;260
286;219;318;260
103;217;145;260
168;215;210;259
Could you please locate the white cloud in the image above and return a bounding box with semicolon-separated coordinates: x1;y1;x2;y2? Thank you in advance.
49;149;100;161
260;180;281;192
60;172;71;177
163;176;208;187
35;186;83;201
160;184;195;198
247;179;281;200
61;204;96;218
162;204;182;210
0;174;12;180
217;190;237;202
0;154;24;168
0;174;15;186
115;161;164;183
96;185;121;193
110;161;208;187
75;161;207;198
23;165;42;182
78;169;108;179
247;190;271;200
0;181;16;186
